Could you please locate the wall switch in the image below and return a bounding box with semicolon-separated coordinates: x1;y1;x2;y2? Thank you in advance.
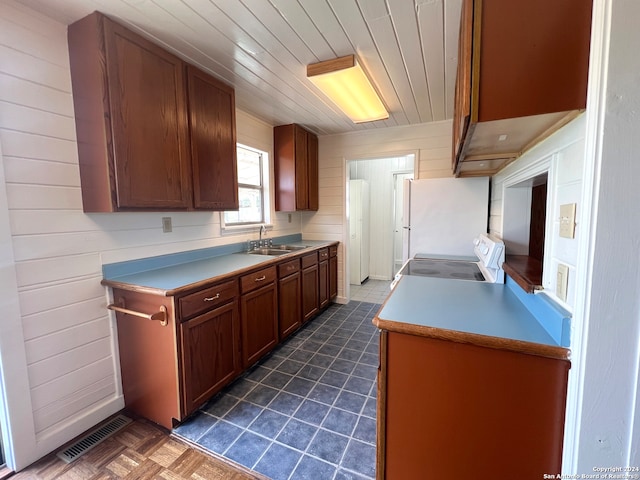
162;217;172;233
556;264;569;302
559;203;577;238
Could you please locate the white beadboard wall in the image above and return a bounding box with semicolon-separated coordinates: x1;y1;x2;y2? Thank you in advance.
349;156;414;281
305;120;454;302
0;0;300;465
490;114;587;312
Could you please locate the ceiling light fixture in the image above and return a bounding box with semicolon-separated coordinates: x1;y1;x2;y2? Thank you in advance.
307;54;389;124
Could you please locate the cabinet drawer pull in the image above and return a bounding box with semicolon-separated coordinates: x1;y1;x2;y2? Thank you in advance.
203;294;221;302
254;275;266;282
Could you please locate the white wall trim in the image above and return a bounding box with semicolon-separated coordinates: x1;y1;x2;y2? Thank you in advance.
0;138;37;470
562;0;611;472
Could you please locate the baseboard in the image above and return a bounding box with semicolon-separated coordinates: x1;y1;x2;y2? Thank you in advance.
369;275;393;281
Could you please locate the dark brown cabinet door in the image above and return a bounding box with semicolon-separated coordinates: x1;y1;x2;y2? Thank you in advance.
301;264;319;322
294;125;309;210
329;254;338;300
274;124;319;212
307;133;319;211
179;300;240;416
187;66;238;210
452;0;473;169
318;260;329;310
278;271;301;340
241;283;278;367
103;17;192;209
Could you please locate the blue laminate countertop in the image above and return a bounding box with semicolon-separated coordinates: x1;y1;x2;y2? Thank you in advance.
374;275;570;360
102;240;336;295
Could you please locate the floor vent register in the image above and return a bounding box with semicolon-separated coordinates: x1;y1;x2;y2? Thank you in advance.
56;414;132;463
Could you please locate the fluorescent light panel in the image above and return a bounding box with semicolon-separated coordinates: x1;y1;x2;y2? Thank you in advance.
307;55;388;124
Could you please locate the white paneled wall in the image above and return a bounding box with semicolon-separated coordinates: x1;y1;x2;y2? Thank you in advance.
490;114;587;312
349;156;414;281
0;0;299;466
306;120;454;302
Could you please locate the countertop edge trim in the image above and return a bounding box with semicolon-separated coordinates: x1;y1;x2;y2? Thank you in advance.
372;316;571;361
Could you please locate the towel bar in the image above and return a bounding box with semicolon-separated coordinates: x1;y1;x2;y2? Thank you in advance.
107;302;168;326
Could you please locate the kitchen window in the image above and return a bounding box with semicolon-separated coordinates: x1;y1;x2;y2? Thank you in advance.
223;144;270;228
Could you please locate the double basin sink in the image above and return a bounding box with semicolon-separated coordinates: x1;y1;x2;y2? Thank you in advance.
247;244;310;256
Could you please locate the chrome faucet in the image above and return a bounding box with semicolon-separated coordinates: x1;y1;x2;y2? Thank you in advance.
248;225;270;251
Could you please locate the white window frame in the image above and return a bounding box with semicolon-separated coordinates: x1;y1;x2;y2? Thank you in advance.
221;143;271;232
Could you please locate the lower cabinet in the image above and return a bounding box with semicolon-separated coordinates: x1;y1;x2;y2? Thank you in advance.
109;242;338;429
318;248;329;309
180;300;240;416
329;246;338;300
378;330;570;479
301;252;319;322
278;258;302;340
240;266;278;367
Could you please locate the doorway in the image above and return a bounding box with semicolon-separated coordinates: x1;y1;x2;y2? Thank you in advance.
347;154;415;289
392;172;414;274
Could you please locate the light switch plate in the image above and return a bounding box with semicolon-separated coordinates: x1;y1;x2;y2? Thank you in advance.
559;203;576;238
556;264;569;302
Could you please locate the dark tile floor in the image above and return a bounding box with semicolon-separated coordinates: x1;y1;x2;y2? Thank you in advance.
174;301;381;480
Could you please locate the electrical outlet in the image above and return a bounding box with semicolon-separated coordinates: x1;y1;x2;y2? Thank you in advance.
556;264;569;301
162;217;172;233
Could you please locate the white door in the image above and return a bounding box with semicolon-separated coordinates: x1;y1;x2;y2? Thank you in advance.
393;173;413;272
349;179;361;285
360;181;370;283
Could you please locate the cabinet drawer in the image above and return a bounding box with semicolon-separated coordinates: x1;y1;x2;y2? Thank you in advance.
241;266;277;294
329;245;338;257
301;252;318;269
278;258;300;278
318;248;329;261
179;280;238;320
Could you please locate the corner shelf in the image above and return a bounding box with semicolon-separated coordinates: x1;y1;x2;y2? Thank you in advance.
503;255;543;294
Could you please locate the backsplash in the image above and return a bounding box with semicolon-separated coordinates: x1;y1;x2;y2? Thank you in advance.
102;234;304;279
506;276;571;347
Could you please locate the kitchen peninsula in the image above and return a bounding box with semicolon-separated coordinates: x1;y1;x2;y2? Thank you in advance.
374;275;570;479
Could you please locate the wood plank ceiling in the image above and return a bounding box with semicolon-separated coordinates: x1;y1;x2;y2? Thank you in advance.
21;0;463;136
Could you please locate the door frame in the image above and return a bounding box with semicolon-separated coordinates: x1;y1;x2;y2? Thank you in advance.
343;151;417;301
0;138;38;471
391;171;414;276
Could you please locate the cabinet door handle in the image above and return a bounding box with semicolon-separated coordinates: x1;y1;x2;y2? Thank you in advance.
254;275;266;282
204;293;221;301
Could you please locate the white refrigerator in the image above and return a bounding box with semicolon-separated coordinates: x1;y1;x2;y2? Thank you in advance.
402;177;489;260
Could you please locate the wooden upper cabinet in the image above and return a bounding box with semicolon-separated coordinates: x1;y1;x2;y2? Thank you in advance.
68;12;238;212
69;12;191;211
452;0;592;177
187;66;238;210
274;124;319;211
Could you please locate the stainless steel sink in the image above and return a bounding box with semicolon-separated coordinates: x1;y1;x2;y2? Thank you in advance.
271;244;309;251
248;248;291;256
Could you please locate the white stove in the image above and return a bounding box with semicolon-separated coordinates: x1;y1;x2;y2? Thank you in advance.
392;233;505;288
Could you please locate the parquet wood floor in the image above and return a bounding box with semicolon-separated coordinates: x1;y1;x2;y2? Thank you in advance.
10;415;267;480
